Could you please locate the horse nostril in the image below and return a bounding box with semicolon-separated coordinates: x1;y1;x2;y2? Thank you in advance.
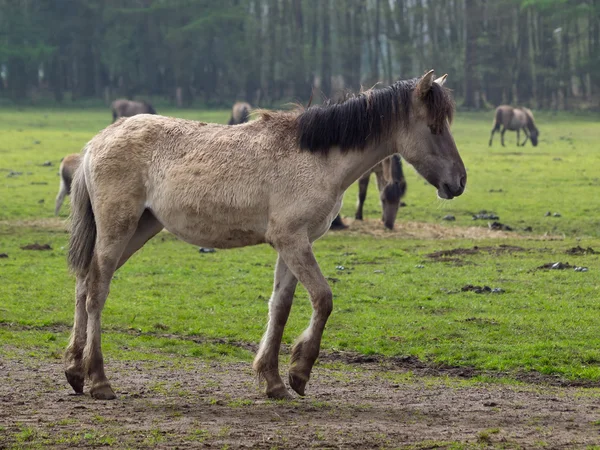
459;176;466;189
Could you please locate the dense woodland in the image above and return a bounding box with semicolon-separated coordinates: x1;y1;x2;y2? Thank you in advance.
1;0;599;109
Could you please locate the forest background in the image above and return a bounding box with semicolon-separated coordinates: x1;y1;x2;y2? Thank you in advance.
1;0;598;109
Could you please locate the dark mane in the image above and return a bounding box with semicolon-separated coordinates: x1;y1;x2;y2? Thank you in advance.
521;108;537;132
297;78;454;153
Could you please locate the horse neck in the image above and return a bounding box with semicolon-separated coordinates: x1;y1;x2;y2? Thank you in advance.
330;138;398;192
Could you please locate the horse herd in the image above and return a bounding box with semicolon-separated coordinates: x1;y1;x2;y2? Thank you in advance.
53;71;539;401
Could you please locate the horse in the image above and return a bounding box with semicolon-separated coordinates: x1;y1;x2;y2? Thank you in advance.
228;102;251;125
488;105;539;147
330;154;407;230
355;154;407;229
54;153;82;216
111;99;156;123
64;70;466;401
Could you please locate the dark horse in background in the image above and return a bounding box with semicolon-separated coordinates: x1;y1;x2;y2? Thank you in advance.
228;102;252;125
330;153;407;230
489;105;539;147
111;99;156;123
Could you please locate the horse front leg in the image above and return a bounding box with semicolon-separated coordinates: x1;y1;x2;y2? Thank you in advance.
355;173;370;220
274;237;333;397
253;256;298;399
488;128;496;147
521;128;530;146
516;129;521;146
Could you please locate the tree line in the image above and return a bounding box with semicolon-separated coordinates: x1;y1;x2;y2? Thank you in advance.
1;0;598;110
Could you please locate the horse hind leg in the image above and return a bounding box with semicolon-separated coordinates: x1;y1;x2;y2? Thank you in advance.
64;276;89;394
81;204;155;399
516;129;521;146
500;127;507;147
54;177;68;216
253;256;298;399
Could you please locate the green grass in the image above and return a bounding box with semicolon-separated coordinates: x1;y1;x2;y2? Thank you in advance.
1;107;600;382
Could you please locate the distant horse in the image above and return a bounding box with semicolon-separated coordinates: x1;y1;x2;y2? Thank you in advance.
64;70;465;401
228;102;251;125
330;154;407;230
111;99;156;123
489;105;539;147
54;153;82;216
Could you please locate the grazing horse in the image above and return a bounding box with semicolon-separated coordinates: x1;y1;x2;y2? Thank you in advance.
65;70;466;401
111;99;156;123
355;154;407;229
55;153;82;216
330;154;407;230
489;105;539;147
228;102;252;125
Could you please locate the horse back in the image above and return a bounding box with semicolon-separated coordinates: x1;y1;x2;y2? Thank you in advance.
494;105;514;128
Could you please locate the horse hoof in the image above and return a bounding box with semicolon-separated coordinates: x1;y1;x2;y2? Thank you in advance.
90;383;116;400
267;385;293;400
289;373;308;397
65;370;84;394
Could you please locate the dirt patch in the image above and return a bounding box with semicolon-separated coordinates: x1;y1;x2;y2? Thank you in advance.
0;253;8;258
460;284;505;294
20;243;52;251
343;218;528;240
566;246;598;255
1;217;561;242
426;244;525;260
1;358;599;449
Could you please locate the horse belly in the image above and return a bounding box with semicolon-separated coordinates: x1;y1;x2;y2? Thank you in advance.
147;191;269;249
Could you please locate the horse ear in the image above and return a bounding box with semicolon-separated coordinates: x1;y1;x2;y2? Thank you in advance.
417;70;435;97
434;74;448;86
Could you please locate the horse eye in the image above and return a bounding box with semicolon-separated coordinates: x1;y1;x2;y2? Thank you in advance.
428;125;439;135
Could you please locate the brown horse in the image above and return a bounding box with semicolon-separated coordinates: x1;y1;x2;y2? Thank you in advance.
355;154;407;229
111;99;156;123
489;105;539;147
330;154;407;230
55;154;82;216
228;102;252;125
65;70;465;401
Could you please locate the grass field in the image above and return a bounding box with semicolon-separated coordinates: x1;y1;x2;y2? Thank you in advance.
1;106;600;448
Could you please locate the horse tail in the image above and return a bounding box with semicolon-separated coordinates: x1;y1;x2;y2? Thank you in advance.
68;153;96;276
492;108;502;131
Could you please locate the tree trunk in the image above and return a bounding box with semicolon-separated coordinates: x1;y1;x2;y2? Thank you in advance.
321;0;332;98
463;0;482;108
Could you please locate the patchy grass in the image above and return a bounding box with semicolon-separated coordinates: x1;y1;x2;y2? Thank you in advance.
1;108;600;386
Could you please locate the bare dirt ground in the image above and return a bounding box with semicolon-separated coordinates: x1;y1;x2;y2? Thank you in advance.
1;357;599;449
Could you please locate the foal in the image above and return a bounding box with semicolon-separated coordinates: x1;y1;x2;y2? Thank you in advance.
55;154;82;216
65;70;466;400
489;105;539;147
